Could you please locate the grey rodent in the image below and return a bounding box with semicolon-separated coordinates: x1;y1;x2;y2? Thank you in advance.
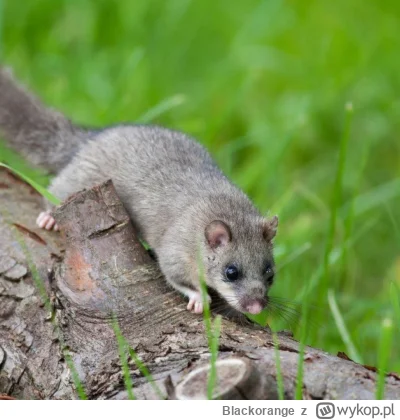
0;67;278;315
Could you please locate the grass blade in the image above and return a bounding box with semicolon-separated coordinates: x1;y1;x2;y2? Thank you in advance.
328;289;362;363
63;348;88;400
111;316;135;400
340;131;369;285
137;94;186;123
319;103;353;301
277;242;312;271
390;282;400;332
0;163;61;205
208;315;222;400
376;318;394;400
110;315;166;399
128;347;165;399
197;248;222;400
346;177;400;217
295;288;310;400
297;216;378;300
295;341;305;399
0;0;3;59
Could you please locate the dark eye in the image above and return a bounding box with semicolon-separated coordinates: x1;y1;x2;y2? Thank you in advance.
224;264;240;282
264;264;274;284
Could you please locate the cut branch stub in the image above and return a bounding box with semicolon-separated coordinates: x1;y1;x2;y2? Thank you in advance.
175;357;279;400
52;179;153;311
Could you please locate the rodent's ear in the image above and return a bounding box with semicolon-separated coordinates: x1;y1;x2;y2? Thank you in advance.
262;215;278;242
205;220;232;249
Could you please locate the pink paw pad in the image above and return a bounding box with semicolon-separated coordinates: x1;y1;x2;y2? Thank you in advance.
36;211;59;231
186;292;211;315
187;297;204;314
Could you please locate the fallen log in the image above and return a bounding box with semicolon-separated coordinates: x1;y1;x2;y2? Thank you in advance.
0;168;399;400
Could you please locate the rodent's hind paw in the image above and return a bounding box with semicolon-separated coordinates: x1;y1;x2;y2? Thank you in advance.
186;292;210;314
36;211;59;231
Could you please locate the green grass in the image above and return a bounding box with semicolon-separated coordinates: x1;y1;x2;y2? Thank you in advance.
0;163;60;204
111;316;135;400
328;289;362;363
206;315;222;400
127;348;165;399
320;104;352;302
390;282;400;331
63;349;88;400
197;250;222;399
0;0;399;373
376;318;394;399
111;315;166;399
295;283;311;400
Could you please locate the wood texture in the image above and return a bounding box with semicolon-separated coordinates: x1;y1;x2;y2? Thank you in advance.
1;168;399;400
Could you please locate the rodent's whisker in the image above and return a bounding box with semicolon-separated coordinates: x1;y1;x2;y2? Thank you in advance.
267;296;323;330
268;295;321;311
268;307;300;323
268;304;298;313
265;300;303;329
267;305;301;323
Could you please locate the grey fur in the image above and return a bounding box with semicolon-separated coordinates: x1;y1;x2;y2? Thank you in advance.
0;67;278;313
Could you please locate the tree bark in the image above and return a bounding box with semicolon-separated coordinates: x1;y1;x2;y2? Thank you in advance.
0;168;399;400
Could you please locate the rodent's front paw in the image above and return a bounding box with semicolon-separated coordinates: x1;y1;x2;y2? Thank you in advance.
186;291;210;315
36;211;59;231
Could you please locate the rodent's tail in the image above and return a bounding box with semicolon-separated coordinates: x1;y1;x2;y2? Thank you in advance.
0;66;87;174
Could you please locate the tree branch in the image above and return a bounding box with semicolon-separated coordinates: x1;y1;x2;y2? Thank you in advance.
1;168;399;400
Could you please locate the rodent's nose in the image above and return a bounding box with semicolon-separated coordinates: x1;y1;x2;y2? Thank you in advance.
245;300;264;315
240;294;266;314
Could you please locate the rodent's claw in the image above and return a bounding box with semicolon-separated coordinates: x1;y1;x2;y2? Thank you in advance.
194;301;204;314
187;297;201;313
36;211;59;231
186;292;211;314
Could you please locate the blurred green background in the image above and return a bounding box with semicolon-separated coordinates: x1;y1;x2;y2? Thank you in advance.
1;0;399;372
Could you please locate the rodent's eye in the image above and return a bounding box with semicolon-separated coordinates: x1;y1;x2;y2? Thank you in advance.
224;264;240;282
265;264;273;275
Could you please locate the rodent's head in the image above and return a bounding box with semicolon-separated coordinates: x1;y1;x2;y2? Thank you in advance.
202;215;278;315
